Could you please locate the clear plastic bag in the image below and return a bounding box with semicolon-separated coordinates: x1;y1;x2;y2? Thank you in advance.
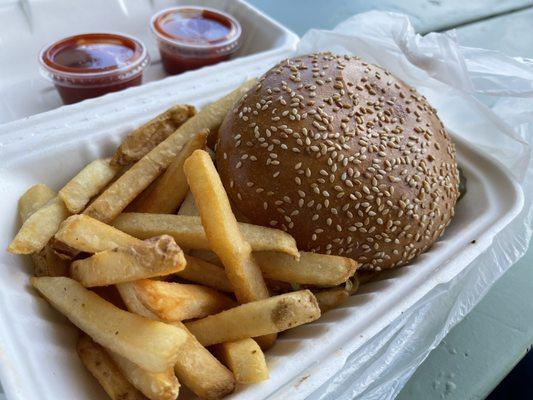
295;11;533;399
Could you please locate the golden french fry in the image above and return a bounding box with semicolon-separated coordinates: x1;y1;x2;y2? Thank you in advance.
109;351;180;400
131;279;235;322
173;321;235;400
185;290;320;346
112;213;298;258
59;159;120;213
8;197;70;254
112;104;196;166
184;149;276;347
176;255;233;292
131;130;208;214
85;80;257;223
32;277;186;372
71;235;186;287
118;285;236;400
255;251;358;286
18;183;56;222
314;288;350;314
77;335;145;400
173;79;255;136
185;250;356;287
17;184;69;276
187;250;358;290
55;215;140;253
215;339;268;384
177;191;199;216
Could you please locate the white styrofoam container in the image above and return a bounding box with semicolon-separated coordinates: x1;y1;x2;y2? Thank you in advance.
0;48;524;399
0;0;299;124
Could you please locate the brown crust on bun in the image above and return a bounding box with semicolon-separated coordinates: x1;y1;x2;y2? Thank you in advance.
216;53;459;270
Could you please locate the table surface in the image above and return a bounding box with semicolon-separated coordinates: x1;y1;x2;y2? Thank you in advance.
246;1;533;399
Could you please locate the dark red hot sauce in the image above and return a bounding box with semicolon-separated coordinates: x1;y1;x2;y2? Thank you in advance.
151;7;242;75
40;33;149;104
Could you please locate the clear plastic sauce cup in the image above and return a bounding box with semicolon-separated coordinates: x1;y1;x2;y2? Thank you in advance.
150;6;242;75
39;33;150;104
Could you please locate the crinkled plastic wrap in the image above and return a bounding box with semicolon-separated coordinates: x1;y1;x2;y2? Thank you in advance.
295;11;533;400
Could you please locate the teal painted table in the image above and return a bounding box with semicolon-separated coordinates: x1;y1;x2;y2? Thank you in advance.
247;1;533;399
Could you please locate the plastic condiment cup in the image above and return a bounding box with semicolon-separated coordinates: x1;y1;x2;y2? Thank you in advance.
150;6;242;75
39;33;150;104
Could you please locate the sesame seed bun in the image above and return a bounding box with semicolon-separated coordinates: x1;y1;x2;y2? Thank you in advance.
216;53;459;270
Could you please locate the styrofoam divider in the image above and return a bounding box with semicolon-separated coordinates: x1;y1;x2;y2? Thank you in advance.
0;0;298;123
0;50;289;159
0;56;524;400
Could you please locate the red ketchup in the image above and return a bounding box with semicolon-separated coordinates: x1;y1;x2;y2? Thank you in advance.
151;7;242;75
39;33;149;104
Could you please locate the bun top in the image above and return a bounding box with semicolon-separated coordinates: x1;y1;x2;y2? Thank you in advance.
216;53;459;270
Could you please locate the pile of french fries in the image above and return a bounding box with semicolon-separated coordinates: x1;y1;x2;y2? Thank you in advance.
8;80;360;400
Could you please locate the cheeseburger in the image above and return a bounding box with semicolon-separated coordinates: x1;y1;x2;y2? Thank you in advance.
216;53;459;271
